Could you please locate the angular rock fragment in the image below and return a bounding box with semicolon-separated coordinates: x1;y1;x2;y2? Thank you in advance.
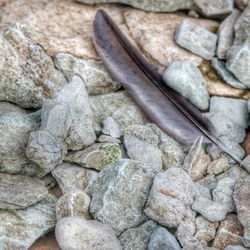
225;246;248;250
145;167;195;228
0;23;66;108
217;165;248;182
0;195;57;250
54;53;121;95
175;20;217;60
102;117;122;138
163;60;209;110
197;174;218;191
241;155;250;173
56;189;92;220
0;173;48;209
66;143;122;171
207;157;229;175
194;183;212;199
26;75;96;176
89;159;154;235
55;216;121;250
119;220;157;250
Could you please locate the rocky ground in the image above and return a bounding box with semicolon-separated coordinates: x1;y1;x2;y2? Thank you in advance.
0;0;250;249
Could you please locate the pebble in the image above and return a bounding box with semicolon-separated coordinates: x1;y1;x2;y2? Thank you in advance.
207;157;229;175
89;159;154;235
212;177;236;212
119;220;157;250
194;183;212;199
175;20;217;60
56;189;92;220
102;117;122;138
211;58;247;89
194;0;233;17
241;155;250;173
197;174;218;191
225;246;248;250
148;226;181;250
26;75;96;176
162;60;210;110
217;165;249;182
0;23;66;108
54;53;121;95
145;167;196;228
217;9;241;59
192;196;227;222
65;143;122;171
55;216;121;250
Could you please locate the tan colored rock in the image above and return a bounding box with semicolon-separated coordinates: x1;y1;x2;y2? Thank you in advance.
207;157;229;175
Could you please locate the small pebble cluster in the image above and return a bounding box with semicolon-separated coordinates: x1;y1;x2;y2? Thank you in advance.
0;0;250;250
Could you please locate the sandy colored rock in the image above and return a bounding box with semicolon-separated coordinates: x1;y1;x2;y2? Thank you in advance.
207;157;229;175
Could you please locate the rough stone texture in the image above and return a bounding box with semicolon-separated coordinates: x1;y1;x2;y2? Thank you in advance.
217;9;241;59
76;0;195;12
54;53;121;95
194;183;212;200
242;155;250;173
90;91;148;132
175;20;217;60
197;174;218;191
183;137;211;181
98;135;121;144
26;75;96;176
0;101;27;116
89;159;154;235
102;117;122;138
212;177;236;212
217;165;249;182
226;41;250;88
56;189;92;220
124;125;162;173
145;167;196;228
162;60;209;110
233;176;250;247
194;0;233;17
0;173;48;209
148;227;181;250
213;214;244;249
0;195;57;250
243;132;250;156
192;196;227;222
119;220;157;250
52;162;98;194
211;58;246;89
0;111;41;176
124;10;218;68
225;246;248;250
66;143;122;171
55;216;121;250
207;157;229;175
0;23;66;108
235;0;248;9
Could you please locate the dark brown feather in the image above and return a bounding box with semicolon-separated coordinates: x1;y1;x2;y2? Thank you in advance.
93;9;241;164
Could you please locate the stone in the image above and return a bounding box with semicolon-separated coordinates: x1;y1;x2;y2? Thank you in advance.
90;91;148;132
26;75;96;176
52;162;98;194
54;53;121;95
235;0;248;9
0;101;27;116
192;196;227;222
213;214;244;249
211;58;246;89
98;135;121;144
207;157;229;175
0;195;57;250
241;155;250;173
124;125;162;173
194;0;233;17
212;177;236;212
195;216;217;246
66;143;122;171
76;0;195;12
148;227;181;250
102;117;122;138
145;167;196;228
41;174;57;189
194;183;212;199
243;132;250;155
56;189;92;220
183;137;211;181
175;20;217;60
0;111;41;176
226;41;250;88
162;60;209;110
217;165;249;182
0;23;66;108
225;246;248;250
119;220;157;250
197;174;218;191
233;176;250;247
124;10;218;68
0;173;48;209
55;216;121;250
217;9;241;59
89;159;154;235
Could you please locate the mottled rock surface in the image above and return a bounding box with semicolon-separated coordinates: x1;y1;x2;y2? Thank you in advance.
175;20;217;60
55;216;121;250
163;60;209;110
242;155;250;173
0;102;27;116
26;75;96;176
207;157;229;175
89;159;154;235
102;117;122;138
